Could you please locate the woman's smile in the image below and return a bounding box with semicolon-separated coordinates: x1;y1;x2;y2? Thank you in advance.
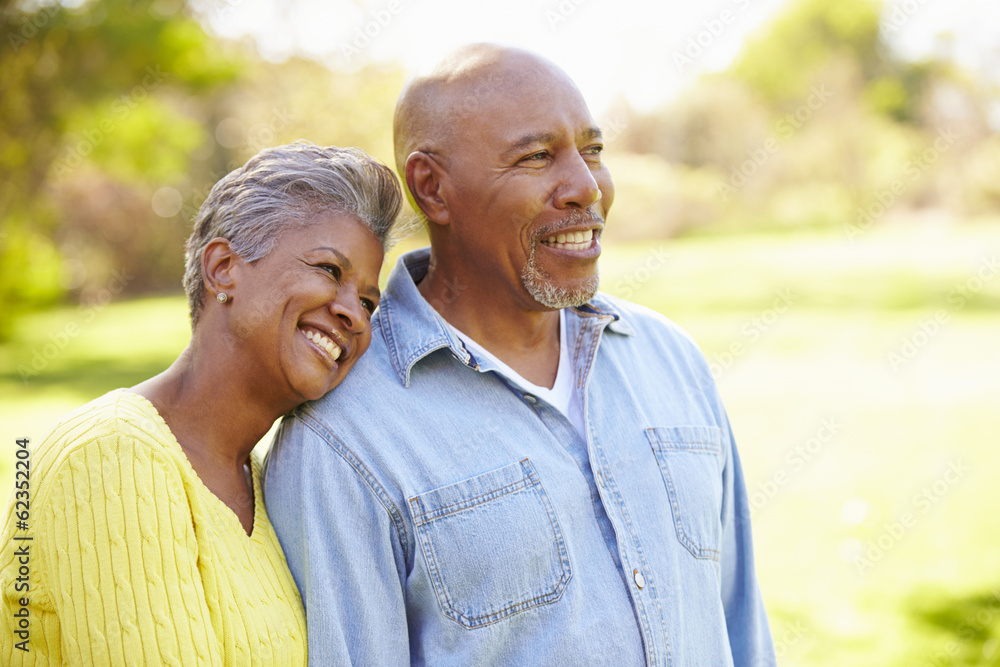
299;324;346;364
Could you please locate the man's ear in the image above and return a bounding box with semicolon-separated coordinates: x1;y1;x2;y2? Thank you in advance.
405;151;451;226
202;237;239;299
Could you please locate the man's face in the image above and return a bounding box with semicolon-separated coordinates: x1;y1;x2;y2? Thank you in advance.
440;68;615;310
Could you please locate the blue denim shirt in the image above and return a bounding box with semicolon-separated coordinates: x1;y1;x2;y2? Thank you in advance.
263;248;775;666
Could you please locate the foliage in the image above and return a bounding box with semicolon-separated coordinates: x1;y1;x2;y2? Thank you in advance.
0;0;240;336
731;0;884;111
2;0;997;337
613;0;997;239
0;0;407;340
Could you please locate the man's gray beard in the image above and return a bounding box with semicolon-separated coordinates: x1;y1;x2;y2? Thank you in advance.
520;241;600;309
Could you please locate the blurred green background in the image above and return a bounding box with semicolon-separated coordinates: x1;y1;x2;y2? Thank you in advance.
2;0;999;664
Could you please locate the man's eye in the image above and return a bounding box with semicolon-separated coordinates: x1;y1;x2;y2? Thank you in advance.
585;145;604;157
521;151;548;163
361;298;376;316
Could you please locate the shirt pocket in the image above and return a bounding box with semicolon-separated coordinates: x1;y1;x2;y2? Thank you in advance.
408;458;572;629
646;425;724;561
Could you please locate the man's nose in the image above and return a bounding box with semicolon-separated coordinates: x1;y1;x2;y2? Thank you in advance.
554;152;602;210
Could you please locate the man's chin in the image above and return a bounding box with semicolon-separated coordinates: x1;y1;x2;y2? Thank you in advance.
522;272;600;309
522;235;601;309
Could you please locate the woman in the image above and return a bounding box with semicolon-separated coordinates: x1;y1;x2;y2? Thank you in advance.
0;142;402;664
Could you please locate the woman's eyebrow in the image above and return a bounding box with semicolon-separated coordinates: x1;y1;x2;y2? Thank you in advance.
310;246;380;299
309;247;353;271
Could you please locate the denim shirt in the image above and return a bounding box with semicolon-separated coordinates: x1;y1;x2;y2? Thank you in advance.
263;248;776;666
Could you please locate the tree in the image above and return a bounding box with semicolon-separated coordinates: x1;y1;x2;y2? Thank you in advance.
0;0;238;337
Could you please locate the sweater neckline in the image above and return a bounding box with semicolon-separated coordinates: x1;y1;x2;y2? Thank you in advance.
115;388;267;543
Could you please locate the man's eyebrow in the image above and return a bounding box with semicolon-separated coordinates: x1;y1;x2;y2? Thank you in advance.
503;132;556;159
503;128;604;160
310;247;353;271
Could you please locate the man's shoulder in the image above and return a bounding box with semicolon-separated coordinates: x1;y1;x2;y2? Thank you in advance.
589;292;701;351
291;315;414;429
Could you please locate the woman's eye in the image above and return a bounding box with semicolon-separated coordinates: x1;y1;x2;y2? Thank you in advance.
361;298;376;316
319;264;342;281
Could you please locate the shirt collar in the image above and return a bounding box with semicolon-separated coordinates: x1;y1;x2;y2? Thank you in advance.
376;247;635;387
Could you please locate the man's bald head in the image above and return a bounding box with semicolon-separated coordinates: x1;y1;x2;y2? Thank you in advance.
394;43;613;313
392;44;580;180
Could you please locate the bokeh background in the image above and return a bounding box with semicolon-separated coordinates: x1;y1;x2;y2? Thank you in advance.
2;0;999;664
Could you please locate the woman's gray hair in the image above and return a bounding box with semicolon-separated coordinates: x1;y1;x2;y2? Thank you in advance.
183;141;402;326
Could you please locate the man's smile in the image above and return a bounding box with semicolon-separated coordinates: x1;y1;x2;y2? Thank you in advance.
540;228;594;250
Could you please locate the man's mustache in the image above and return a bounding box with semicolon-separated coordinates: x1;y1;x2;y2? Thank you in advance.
534;209;605;239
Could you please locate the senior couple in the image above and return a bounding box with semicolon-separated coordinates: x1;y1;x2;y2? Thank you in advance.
1;44;776;665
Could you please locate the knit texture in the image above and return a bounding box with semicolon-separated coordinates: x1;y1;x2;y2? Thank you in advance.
1;389;306;665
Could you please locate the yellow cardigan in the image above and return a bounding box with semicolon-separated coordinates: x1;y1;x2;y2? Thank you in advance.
1;389;306;665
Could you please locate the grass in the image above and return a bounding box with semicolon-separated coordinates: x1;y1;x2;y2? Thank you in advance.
2;219;999;665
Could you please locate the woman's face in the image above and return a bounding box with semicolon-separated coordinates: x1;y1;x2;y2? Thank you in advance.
228;210;385;406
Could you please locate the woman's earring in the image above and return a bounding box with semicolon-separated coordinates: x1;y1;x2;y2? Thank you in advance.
217;292;229;303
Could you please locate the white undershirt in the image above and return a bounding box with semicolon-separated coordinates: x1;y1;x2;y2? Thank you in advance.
447;310;586;441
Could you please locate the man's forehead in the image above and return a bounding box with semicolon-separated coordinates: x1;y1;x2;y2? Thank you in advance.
393;45;598;167
418;46;581;114
425;44;561;88
442;68;595;133
452;60;575;105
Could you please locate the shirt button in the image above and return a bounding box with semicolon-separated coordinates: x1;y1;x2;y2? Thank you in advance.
633;569;645;590
523;394;537;404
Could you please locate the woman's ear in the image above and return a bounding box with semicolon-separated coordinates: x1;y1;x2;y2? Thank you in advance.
202;237;239;300
405;151;451;226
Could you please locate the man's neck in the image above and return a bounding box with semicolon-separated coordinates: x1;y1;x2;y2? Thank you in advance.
417;264;562;388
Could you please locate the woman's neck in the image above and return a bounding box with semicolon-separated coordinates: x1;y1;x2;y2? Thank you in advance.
132;336;290;475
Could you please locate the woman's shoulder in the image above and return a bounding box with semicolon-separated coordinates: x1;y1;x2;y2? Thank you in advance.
30;389;182;495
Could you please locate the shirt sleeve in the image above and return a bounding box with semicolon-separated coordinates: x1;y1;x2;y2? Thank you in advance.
35;433;222;666
718;414;778;665
263;414;411;666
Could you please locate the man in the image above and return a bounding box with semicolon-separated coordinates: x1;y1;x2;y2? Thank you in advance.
264;43;776;665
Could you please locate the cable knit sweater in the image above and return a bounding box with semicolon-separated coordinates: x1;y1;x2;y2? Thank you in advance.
0;389;306;665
